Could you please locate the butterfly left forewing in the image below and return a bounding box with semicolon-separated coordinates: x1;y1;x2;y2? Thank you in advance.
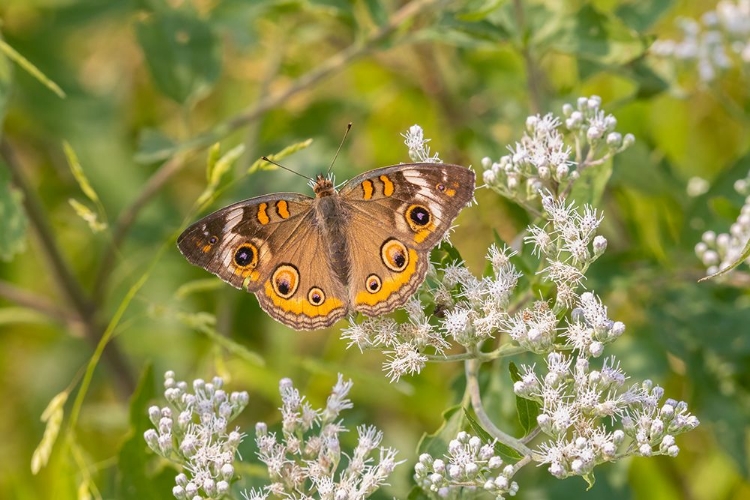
339;163;475;316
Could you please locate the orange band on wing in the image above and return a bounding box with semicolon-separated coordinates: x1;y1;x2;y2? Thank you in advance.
257;203;270;225
362;180;374;200
414;222;437;243
379;175;394;196
354;249;418;307
276;200;290;219
263;282;345;317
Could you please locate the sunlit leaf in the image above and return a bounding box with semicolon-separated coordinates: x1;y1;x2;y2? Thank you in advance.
0;36;13;127
197;143;245;205
248;139;314;174
68;199;107;232
0;38;65;98
31;391;68;474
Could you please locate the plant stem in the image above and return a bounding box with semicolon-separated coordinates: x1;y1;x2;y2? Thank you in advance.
465;358;533;456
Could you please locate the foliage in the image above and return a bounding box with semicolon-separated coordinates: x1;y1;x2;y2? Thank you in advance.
0;0;749;499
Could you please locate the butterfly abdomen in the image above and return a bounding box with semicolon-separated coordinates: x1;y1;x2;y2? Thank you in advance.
315;195;351;296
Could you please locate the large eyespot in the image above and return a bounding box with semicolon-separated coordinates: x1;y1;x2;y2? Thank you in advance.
307;287;325;306
272;264;299;299
381;238;408;272
365;274;382;294
405;204;431;231
234;244;258;268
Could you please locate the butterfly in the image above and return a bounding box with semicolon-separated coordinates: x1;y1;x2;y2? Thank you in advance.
177;163;475;330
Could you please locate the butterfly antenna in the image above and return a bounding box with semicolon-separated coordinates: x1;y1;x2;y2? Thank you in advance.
260;156;314;182
327;122;352;176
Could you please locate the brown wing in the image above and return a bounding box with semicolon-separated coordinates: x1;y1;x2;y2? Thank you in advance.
177;193;348;330
338;163;475;316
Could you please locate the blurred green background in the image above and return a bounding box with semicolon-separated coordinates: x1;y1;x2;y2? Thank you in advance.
1;0;749;498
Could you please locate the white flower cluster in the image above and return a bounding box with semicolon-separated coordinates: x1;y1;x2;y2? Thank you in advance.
144;371;250;500
651;0;750;83
341;244;521;382
696;169;750;275
403;124;442;163
481;96;633;202
515;355;699;479
414;432;519;499
245;374;402;500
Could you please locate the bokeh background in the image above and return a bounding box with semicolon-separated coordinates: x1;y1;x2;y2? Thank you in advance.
1;0;749;498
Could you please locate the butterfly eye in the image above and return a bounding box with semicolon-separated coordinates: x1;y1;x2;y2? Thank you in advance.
381;238;409;272
307;287;326;305
365;274;382;293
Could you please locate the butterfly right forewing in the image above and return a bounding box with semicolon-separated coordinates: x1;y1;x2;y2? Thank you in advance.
177;193;349;330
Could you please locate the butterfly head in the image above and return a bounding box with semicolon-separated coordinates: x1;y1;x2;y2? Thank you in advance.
312;174;336;198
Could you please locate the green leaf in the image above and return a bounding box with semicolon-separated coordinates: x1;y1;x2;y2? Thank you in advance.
31;391;68;474
136;8;221;104
0;38;65;99
68;198;107;232
363;0;388;27
0;162;28;261
197;143;245;205
434;240;464;266
416;405;465;458
63;143;107;232
63;142;100;204
116;364;176;499
248;138;314;174
615;0;675;33
0;36;13;128
536;4;647;66
407;486;431;500
508;361;541;436
583;472;596;490
134;128;177;164
463;409;523;462
569;156;613;208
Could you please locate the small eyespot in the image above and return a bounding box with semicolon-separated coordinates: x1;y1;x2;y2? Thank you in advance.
365;274;382;294
272;264;299;299
436;183;446;192
234;244;258;268
308;287;325;305
208;235;218;244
